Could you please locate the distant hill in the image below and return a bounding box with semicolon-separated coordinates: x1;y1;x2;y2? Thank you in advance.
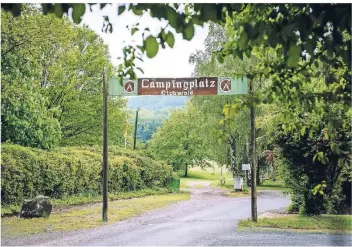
127;96;189;111
127;96;189;142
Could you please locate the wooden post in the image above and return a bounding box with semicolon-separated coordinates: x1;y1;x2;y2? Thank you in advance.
249;77;257;222
102;68;108;222
133;108;140;150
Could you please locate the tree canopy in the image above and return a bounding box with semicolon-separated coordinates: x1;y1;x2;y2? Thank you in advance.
1;5;130;148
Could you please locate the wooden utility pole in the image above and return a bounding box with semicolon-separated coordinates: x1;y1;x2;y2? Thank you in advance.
249;77;257;222
133;108;140;150
102;68;108;222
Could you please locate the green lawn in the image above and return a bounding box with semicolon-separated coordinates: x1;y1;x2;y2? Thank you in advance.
239;214;352;233
214;179;289;192
258;180;290;191
179;166;290;192
179;167;232;189
1;193;190;237
178;166;233;181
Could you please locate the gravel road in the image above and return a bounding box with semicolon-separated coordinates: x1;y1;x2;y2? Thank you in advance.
2;182;351;246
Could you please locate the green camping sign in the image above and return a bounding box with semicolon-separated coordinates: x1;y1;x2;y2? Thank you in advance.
109;77;248;96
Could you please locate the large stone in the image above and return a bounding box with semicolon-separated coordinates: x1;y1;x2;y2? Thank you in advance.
20;195;52;218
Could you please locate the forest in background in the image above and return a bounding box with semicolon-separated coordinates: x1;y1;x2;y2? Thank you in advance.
127;96;188;143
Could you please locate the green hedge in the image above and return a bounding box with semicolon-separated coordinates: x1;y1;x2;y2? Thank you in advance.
1;144;173;206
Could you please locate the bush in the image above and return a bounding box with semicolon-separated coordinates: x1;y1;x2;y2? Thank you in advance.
273;123;351;215
1;144;173;206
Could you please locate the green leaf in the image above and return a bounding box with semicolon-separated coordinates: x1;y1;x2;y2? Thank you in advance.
182;23;194;41
300;126;307;136
160;31;166;40
118;5;125;15
72;4;86;24
165;32;175;48
131;5;143;15
287;45;301;68
131;28;138;35
166;7;177;28
144;36;159;58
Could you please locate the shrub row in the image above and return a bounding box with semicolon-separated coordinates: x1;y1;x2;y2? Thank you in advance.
1;144;173;206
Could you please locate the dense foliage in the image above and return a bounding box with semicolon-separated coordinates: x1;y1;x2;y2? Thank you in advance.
1;144;173;206
1;5;130;149
273;103;351;215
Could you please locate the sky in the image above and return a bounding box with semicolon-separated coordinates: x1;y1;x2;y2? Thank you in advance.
80;4;209;78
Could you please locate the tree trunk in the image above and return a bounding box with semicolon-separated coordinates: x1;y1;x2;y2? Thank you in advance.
184;164;188;177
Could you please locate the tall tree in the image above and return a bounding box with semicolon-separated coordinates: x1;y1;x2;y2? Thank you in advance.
148;103;206;176
1;5;129;148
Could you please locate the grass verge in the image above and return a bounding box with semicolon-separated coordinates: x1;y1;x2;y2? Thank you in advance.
238;214;352;233
1;192;190;238
1;188;174;217
211;180;290;192
223;191;250;197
